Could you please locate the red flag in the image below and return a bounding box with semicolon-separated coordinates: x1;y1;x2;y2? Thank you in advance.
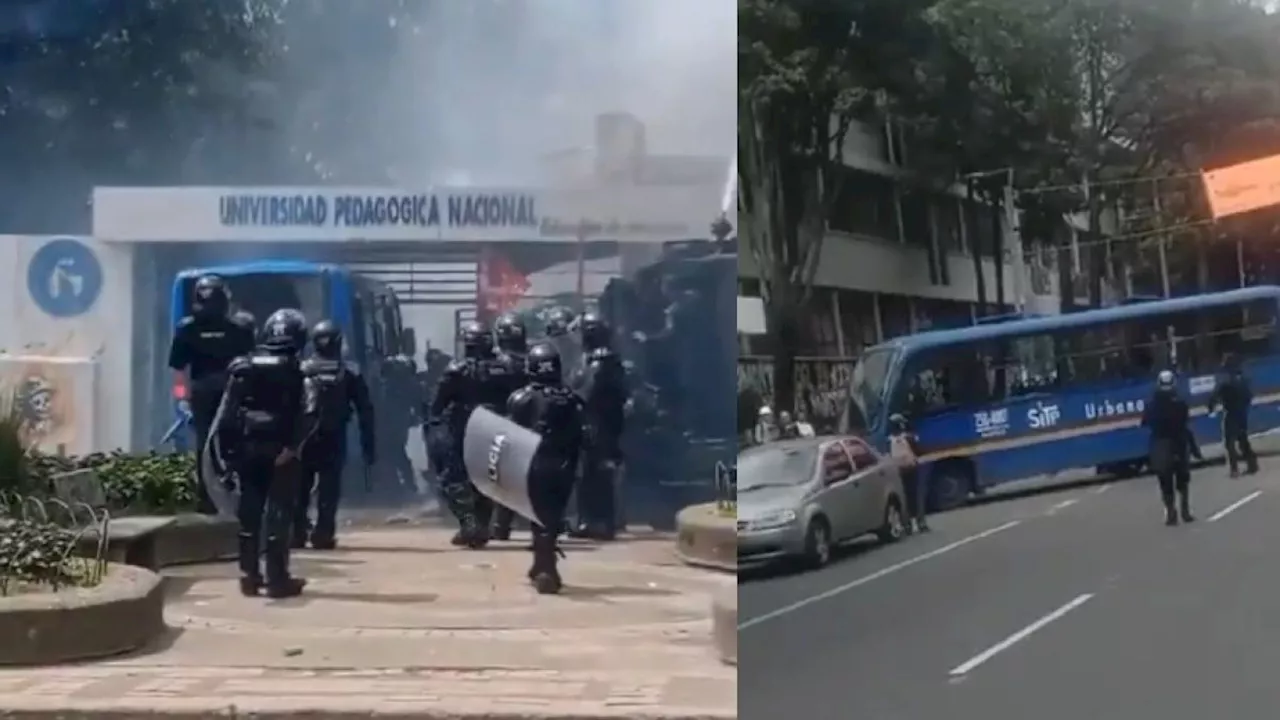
478;247;530;318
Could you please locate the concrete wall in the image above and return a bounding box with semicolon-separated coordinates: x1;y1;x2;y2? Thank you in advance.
0;235;134;453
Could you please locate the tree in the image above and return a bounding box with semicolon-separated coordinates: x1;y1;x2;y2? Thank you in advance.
0;0;290;230
904;0;1081;313
738;0;932;414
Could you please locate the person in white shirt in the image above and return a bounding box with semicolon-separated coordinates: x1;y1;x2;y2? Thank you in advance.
754;406;781;445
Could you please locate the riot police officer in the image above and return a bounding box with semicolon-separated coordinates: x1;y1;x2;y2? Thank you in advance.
471;321;518;538
571;312;628;541
426;321;492;547
1209;352;1258;477
507;343;586;594
491;313;530;541
292;320;376;550
543;306;579;383
169;275;256;514
209;309;314;598
1143;369;1202;526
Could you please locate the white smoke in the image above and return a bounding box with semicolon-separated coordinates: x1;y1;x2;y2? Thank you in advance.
274;0;736;185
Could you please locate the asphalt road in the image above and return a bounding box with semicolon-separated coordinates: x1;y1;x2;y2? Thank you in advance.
738;463;1280;720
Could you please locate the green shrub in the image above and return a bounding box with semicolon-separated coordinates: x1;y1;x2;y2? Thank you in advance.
0;520;84;596
27;450;197;514
0;391;33;495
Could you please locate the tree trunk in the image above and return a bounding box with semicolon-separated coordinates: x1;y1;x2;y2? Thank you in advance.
990;196;1006;312
966;178;988;317
767;300;800;417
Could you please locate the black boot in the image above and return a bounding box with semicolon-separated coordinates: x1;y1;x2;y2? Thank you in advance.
1164;503;1178;526
237;532;263;596
1179;493;1195;523
491;506;514;541
264;534;306;599
528;532;562;595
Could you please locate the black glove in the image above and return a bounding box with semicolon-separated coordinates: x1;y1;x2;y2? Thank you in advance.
220;471;239;494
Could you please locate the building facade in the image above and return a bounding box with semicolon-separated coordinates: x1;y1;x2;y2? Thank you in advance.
738;118;1069;358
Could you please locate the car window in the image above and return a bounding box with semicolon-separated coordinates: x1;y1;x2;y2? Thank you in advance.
843;437;879;471
821;443;854;484
737;444;817;490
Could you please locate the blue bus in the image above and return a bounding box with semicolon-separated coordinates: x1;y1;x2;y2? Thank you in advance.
845;286;1280;510
166;260;414;444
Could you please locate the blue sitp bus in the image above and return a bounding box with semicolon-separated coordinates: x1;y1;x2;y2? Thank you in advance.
166;260;413;446
845;286;1280;510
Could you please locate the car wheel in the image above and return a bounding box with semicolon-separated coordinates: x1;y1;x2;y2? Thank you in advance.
877;497;906;544
802;516;833;569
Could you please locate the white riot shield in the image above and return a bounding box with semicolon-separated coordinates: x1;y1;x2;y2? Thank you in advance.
463;407;543;526
199;392;240;519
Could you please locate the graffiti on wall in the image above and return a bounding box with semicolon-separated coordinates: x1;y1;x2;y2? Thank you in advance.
0;361;77;452
737;356;856;431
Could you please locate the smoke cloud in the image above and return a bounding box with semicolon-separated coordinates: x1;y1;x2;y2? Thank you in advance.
274;0;736;185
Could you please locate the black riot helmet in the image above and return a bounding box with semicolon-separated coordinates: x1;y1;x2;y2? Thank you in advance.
262;308;308;352
311;319;343;359
543;306;575;338
526;342;562;384
460;320;494;359
495;312;528;353
578;311;611;351
192;275;229;318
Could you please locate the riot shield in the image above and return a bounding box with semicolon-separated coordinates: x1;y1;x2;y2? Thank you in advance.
199;391;240;519
463;407;543;526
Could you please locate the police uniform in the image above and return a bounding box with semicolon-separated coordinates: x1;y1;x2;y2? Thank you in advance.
169;275;255;514
209;309;314;598
426;321;491;547
1143;370;1201;526
292;321;376;550
1209;354;1258;477
471;329;517;535
507;343;586;594
490;313;530;541
571;313;628;541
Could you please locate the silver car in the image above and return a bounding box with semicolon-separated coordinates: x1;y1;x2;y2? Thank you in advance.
736;435;908;569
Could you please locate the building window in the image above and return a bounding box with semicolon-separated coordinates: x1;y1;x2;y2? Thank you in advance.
880;294;913;339
899;188;932;249
829;169;899;240
935;195;964;254
835;288;878;352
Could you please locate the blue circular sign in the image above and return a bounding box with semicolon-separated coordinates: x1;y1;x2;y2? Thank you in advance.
28;237;103;318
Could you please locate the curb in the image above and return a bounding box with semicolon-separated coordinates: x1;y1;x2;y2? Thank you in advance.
153;514;238;567
710;587;737;665
0;709;736;720
674;504;736;573
0;564;165;666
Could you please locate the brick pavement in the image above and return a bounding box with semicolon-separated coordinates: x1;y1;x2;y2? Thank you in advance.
0;528;737;719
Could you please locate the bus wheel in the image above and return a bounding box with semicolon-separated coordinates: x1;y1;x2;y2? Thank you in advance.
929;462;974;512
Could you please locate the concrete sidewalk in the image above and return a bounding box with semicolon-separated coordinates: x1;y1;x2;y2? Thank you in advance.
0;529;737;719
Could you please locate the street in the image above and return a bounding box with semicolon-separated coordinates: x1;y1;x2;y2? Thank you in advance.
739;464;1280;720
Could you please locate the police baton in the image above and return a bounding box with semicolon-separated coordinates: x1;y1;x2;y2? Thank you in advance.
363;461;373;492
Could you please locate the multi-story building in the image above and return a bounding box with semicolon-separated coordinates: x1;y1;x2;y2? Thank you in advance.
738;118;1073;358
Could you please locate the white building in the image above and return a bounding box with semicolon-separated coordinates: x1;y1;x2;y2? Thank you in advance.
738;118;1082;357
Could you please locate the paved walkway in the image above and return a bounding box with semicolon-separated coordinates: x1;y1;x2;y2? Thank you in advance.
0;528;737;719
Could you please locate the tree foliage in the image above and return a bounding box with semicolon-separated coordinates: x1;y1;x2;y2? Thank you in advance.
740;0;1280;372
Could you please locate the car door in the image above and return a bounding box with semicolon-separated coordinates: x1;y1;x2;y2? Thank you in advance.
842;437;889;533
818;441;861;541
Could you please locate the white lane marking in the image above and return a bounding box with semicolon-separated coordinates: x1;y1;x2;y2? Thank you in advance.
1091;484;1112;495
1046;498;1079;515
738;520;1022;631
1208;490;1263;522
949;593;1095;677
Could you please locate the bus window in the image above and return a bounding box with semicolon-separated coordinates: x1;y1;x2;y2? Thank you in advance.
897;343;997;418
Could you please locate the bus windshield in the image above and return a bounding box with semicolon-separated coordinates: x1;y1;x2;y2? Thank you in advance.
180;273;326;329
850;347;895;429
